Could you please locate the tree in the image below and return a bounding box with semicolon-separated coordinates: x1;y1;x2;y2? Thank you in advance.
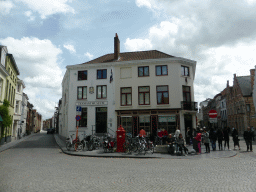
0;99;12;138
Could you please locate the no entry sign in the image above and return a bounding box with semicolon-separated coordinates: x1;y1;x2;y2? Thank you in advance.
208;110;217;118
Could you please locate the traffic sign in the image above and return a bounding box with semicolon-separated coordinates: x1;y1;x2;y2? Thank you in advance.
75;115;81;121
209;118;217;123
76;106;82;112
208;110;217;118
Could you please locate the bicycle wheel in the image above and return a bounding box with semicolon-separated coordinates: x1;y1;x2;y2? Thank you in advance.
123;142;127;153
66;142;71;151
76;142;83;151
88;143;93;151
132;144;138;152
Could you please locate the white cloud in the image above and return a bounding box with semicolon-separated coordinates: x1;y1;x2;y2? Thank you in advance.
0;1;14;14
125;38;153;51
17;0;75;19
24;10;35;21
0;37;63;119
63;44;76;54
84;52;93;60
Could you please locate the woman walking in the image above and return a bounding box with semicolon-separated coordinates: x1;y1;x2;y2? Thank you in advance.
194;129;202;154
232;128;240;150
203;129;210;153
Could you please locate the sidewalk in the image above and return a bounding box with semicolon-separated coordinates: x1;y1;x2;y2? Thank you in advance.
54;134;240;159
0;132;36;153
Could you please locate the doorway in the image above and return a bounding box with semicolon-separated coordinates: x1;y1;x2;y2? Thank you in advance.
96;107;107;133
184;114;192;136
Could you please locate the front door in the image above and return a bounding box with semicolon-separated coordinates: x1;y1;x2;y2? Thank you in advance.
184;114;192;136
96;107;107;133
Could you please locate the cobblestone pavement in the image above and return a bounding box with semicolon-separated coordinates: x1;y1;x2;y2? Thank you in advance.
0;132;256;192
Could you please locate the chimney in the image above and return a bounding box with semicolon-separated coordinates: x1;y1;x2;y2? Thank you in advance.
227;80;229;88
114;33;120;60
250;69;255;89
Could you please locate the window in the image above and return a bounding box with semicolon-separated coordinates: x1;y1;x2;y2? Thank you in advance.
77;86;87;100
97;69;107;79
156;65;168;76
121;87;132;106
138;66;149;77
97;85;107;99
182;86;191;102
158;116;176;134
15;101;19;113
121;117;132;135
138;86;150;105
246;104;250;112
78;108;87;127
157;86;169;104
139;116;150;136
78;70;87;80
181;66;189;76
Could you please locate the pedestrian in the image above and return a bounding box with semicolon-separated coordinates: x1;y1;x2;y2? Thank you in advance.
244;127;253;152
203;128;210;153
192;128;198;152
223;127;230;150
194;129;202;154
186;127;191;145
209;128;217;151
177;133;188;155
175;127;180;139
232;128;240;150
139;128;146;138
216;128;224;150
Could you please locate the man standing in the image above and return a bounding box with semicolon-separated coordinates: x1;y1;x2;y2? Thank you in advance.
244;127;253;152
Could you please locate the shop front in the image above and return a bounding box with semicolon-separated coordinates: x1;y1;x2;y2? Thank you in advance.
116;109;180;139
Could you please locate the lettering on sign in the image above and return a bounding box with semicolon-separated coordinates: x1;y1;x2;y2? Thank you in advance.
76;101;108;106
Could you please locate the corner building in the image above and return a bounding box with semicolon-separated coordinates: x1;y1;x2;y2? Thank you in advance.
60;34;197;139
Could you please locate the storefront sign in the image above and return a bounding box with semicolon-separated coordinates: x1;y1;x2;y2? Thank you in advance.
158;116;176;122
76;101;108;106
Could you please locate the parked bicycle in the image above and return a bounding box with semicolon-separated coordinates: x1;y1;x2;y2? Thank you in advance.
85;135;101;151
66;134;83;151
123;133;137;154
135;136;154;155
103;133;115;153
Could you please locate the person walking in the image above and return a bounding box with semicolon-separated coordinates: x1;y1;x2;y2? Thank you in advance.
209;128;217;151
223;127;230;150
194;129;202;154
192;128;198;152
244;127;253;152
216;128;224;150
203;129;210;153
232;128;240;150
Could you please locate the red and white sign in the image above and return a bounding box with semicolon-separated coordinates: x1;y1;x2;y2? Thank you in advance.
208;110;217;118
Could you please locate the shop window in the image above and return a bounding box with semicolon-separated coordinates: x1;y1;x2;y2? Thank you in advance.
156;65;168;76
157;86;169;104
97;85;107;99
97;69;107;79
77;86;87;100
181;66;189;76
121;117;132;135
158;116;176;134
138;86;150;105
78;70;87;80
138;66;149;77
139;116;150;136
78;108;87;127
121;87;132;106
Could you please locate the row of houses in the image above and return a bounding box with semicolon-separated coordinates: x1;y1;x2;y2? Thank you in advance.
198;69;256;135
0;45;42;145
57;34;198;140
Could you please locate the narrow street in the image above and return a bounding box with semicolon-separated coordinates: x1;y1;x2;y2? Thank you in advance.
0;132;256;192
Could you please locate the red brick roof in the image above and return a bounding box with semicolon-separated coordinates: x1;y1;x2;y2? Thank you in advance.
81;50;174;64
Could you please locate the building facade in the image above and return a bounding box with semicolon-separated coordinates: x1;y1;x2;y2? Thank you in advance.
12;79;25;140
60;34;197;139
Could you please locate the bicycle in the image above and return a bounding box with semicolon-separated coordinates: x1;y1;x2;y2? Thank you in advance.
123;134;137;154
66;134;83;151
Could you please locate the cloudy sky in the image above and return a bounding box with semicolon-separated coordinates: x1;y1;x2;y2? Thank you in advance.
1;0;256;119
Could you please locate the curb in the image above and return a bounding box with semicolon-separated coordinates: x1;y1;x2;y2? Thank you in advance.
54;134;237;159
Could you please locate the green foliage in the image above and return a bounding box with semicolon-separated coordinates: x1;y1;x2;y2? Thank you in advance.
0;99;12;137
